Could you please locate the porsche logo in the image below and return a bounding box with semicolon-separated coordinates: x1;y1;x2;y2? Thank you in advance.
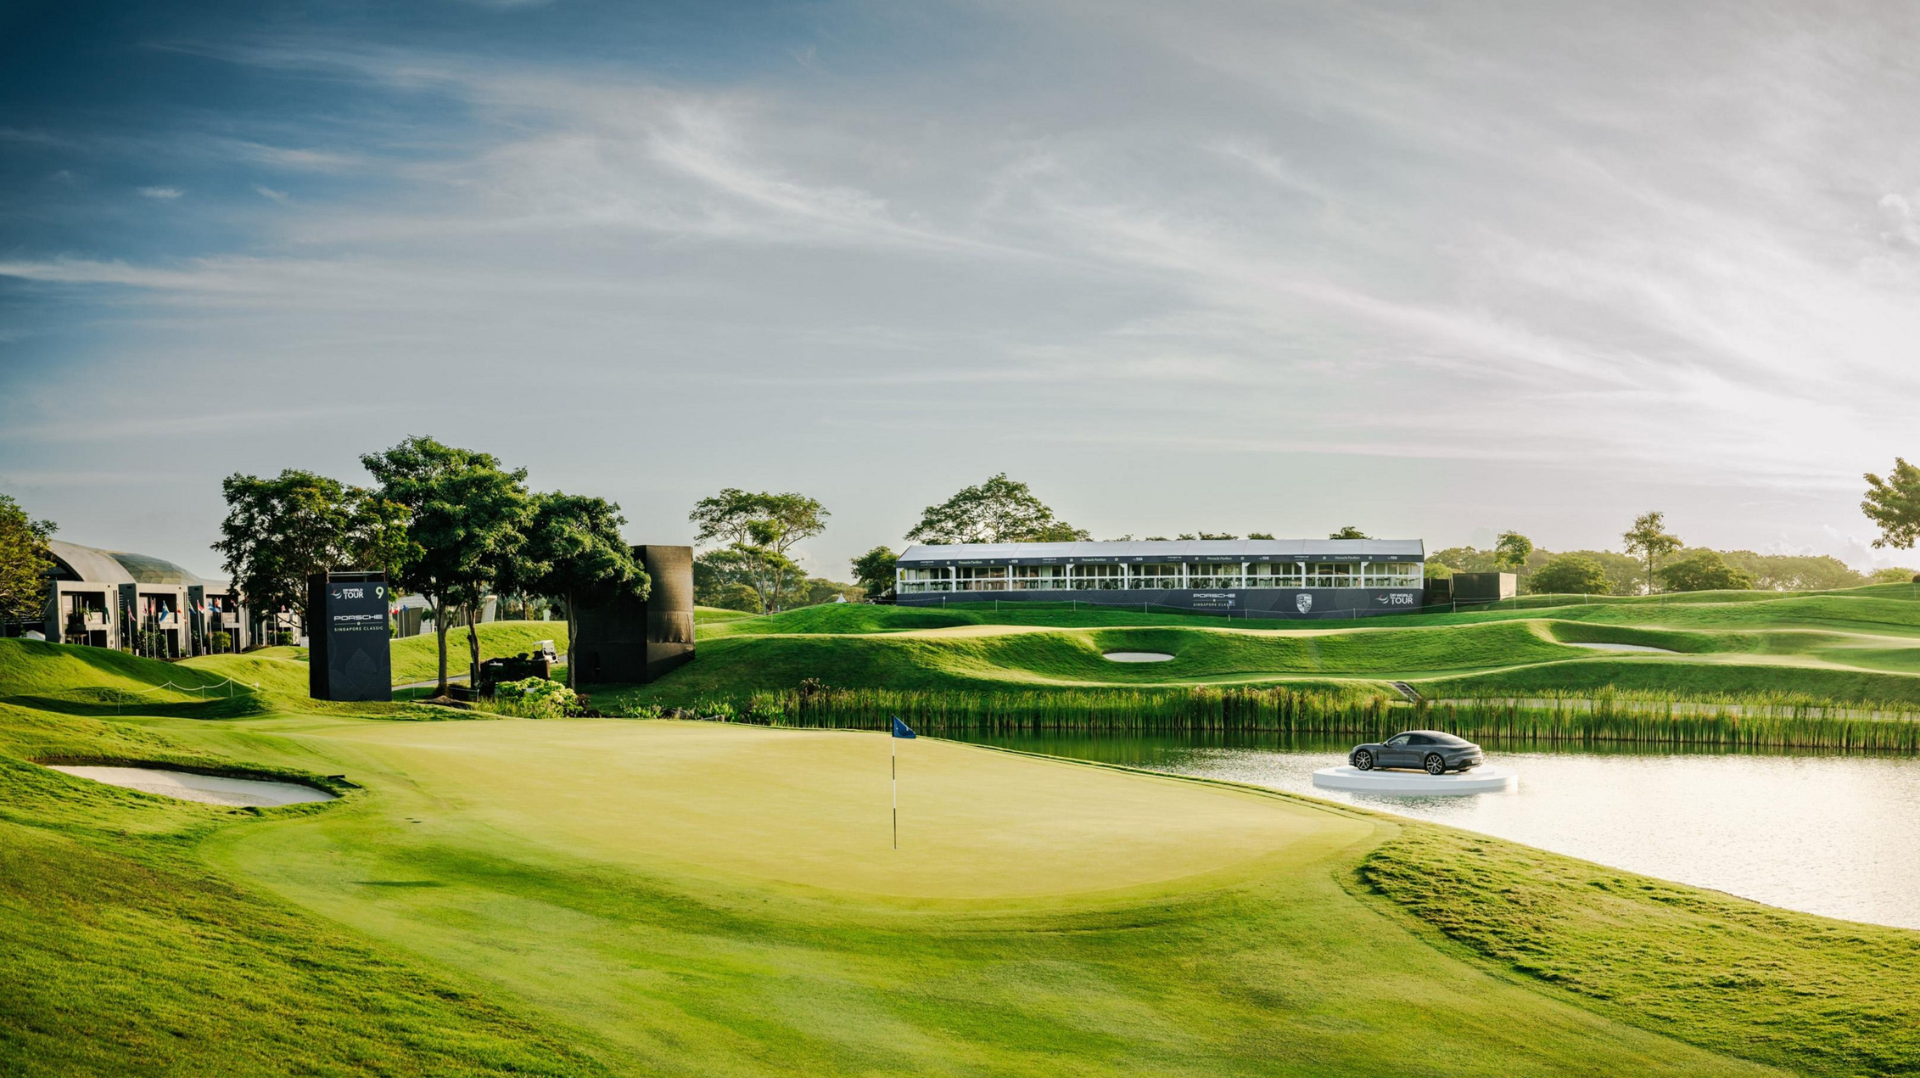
1296;593;1314;613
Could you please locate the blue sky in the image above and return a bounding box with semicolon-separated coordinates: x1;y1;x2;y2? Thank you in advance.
4;0;1919;579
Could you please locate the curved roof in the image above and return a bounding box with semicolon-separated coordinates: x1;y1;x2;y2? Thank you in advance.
46;540;216;586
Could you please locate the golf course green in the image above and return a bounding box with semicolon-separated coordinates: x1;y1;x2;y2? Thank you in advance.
5;636;1920;1076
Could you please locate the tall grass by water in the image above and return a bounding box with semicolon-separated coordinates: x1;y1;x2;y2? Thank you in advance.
751;684;1920;752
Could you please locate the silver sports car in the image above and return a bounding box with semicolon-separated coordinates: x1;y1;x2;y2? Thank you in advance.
1349;731;1484;775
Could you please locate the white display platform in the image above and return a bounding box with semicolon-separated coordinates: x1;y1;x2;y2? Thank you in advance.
1312;765;1516;795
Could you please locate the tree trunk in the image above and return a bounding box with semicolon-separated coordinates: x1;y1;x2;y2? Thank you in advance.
467;606;482;689
433;598;450;697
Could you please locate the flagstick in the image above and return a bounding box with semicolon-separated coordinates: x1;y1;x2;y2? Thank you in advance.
891;734;898;851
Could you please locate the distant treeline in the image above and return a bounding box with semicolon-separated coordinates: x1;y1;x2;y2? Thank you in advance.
1430;545;1909;596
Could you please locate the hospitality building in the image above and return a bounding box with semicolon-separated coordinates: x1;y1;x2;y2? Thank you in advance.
894;538;1425;618
14;540;252;656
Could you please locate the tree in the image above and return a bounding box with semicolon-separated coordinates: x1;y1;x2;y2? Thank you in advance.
502;492;649;682
1247;532;1275;540
1622;512;1681;593
1329;526;1370;539
212;470;410;636
362;437;532;697
1869;566;1920;585
1493;531;1534;572
690;489;828;558
1658;550;1754;592
0;493;57;625
851;546;899;598
1863;458;1920;551
1528;553;1612;596
906;474;1088;545
1717;551;1863;591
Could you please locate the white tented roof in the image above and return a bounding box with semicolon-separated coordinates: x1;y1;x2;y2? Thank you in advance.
897;538;1424;563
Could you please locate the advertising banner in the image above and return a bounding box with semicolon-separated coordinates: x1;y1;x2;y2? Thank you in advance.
307;572;392;702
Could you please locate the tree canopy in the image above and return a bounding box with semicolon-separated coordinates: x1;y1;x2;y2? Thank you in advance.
1658;550;1755;593
1493;531;1534;571
1622;511;1682;593
362;436;532;694
1328;526;1370;540
906;474;1088;545
690;489;828;557
850;546;899;598
0;493;57;624
1863;458;1920;551
1529;553;1611;595
212;470;410;623
503;491;649;677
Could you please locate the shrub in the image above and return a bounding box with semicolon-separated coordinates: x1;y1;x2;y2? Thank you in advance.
210;631;232;654
1659;551;1755;592
493;677;582;719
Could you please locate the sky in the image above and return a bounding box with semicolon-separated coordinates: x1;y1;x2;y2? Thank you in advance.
3;0;1918;581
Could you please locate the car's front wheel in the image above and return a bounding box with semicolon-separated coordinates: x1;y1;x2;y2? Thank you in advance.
1353;750;1374;771
1424;754;1446;776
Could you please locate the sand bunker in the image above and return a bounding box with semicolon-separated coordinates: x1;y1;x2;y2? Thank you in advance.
46;765;336;807
1103;651;1176;663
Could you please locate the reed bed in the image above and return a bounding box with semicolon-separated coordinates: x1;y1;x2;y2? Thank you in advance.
749;685;1920;752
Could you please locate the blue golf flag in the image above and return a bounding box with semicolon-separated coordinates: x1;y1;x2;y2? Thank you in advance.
891;716;918;739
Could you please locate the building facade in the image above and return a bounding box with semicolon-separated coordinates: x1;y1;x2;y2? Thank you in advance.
894;538;1425;618
19;540;251;656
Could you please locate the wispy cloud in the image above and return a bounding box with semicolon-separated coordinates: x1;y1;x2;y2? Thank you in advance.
136;186;183;199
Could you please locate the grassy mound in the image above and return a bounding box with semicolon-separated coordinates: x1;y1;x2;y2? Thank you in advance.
391;620;570;684
1362;827;1920;1076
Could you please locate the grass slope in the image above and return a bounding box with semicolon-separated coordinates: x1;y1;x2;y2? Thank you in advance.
197;718;1780;1077
2;645;1915;1075
390;620;570;685
642;592;1920;708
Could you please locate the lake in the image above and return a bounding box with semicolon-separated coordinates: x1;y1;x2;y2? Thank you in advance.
951;732;1920;931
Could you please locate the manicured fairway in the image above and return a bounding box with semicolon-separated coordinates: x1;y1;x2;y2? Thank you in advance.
192;718;1780;1077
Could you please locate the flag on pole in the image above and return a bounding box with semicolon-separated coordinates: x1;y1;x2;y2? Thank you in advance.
890;716;915;850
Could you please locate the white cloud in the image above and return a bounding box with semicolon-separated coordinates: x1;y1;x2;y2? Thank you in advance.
137;186;183;199
253;184;291;203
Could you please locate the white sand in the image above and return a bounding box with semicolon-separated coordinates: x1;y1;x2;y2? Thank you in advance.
46;765;335;807
1102;651;1176;662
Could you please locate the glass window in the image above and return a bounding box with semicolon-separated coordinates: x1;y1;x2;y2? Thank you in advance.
955;566;1009;591
1010;565;1069;590
1362;561;1424;588
1071;564;1125;590
898;567;953;594
1309;562;1357;587
1246;562;1304;588
1132;563;1182;589
1186;562;1242;589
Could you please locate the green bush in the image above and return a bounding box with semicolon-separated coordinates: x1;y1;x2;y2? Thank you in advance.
493;676;581;719
1529;553;1612;595
210;630;232;654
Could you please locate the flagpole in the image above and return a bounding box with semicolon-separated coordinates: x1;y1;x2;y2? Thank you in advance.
891;734;898;851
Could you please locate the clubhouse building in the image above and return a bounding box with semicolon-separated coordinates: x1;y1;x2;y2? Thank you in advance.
894;538;1425;618
15;541;253;656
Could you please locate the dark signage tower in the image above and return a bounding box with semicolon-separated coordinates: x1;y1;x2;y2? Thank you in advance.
571;545;695;685
307;571;392;702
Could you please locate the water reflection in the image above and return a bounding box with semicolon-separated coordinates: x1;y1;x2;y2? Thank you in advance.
956;732;1920;931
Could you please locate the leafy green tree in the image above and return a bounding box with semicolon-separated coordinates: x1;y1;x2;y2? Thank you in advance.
502;492;649;681
690;489;828;558
1869;566;1920;584
1863;458;1920;551
1429;546;1497;574
213;470;410;635
1658;550;1755;592
1246;532;1275;540
362;437;532;697
1328;526;1370;540
1494;531;1534;572
1528;553;1611;595
850;546;899;598
906;474;1088;545
1622;512;1681;593
0;493;57;625
715;583;764;614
